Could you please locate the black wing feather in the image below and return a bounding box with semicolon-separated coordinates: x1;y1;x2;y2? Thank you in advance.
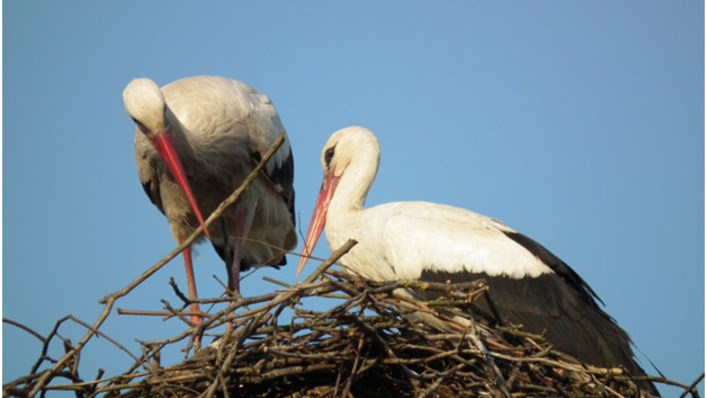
416;231;655;392
269;148;296;226
140;171;165;215
418;270;651;388
502;231;605;306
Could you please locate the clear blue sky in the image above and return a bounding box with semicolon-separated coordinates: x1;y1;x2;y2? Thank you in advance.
3;2;703;396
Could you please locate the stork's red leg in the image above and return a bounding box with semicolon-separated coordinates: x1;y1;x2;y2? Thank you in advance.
225;207;255;330
181;246;202;329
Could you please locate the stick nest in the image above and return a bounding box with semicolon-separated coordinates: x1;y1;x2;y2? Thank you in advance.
109;275;651;398
5;244;696;397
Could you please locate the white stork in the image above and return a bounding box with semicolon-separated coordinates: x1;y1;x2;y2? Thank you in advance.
123;76;296;327
297;126;657;394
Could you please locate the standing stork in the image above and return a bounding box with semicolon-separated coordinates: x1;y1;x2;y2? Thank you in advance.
123;76;296;328
297;126;657;395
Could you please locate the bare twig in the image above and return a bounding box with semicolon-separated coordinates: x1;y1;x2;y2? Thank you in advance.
680;372;705;398
3;318;47;343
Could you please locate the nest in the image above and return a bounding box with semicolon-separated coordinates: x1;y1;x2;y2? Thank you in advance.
4;240;700;398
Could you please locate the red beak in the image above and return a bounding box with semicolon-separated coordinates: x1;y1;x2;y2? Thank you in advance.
296;171;340;275
150;132;210;238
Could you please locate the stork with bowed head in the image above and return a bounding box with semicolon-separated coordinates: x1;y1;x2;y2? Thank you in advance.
123;76;296;329
297;126;657;395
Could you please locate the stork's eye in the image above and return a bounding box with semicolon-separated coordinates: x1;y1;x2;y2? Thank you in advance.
324;146;336;166
131;117;148;132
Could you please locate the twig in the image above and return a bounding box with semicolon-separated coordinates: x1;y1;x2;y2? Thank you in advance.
67;315;143;365
466;320;511;398
169;277;193;308
3;318;47;343
116;308;202;317
680;372;705;398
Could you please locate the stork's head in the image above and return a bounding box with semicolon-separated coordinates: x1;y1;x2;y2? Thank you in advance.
123;78;169;138
123;78;210;238
319;126;379;178
297;126;380;275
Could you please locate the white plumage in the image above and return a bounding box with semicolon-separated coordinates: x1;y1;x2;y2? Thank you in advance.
328;201;554;280
124;76;296;329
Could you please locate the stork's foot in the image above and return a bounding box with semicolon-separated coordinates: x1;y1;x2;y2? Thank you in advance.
189;304;204;351
224;287;242;332
192;334;202;352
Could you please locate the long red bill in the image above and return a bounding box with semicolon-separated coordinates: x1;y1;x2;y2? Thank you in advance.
151;133;211;238
296;172;340;276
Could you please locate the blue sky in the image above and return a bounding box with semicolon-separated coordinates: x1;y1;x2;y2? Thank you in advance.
3;1;703;396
